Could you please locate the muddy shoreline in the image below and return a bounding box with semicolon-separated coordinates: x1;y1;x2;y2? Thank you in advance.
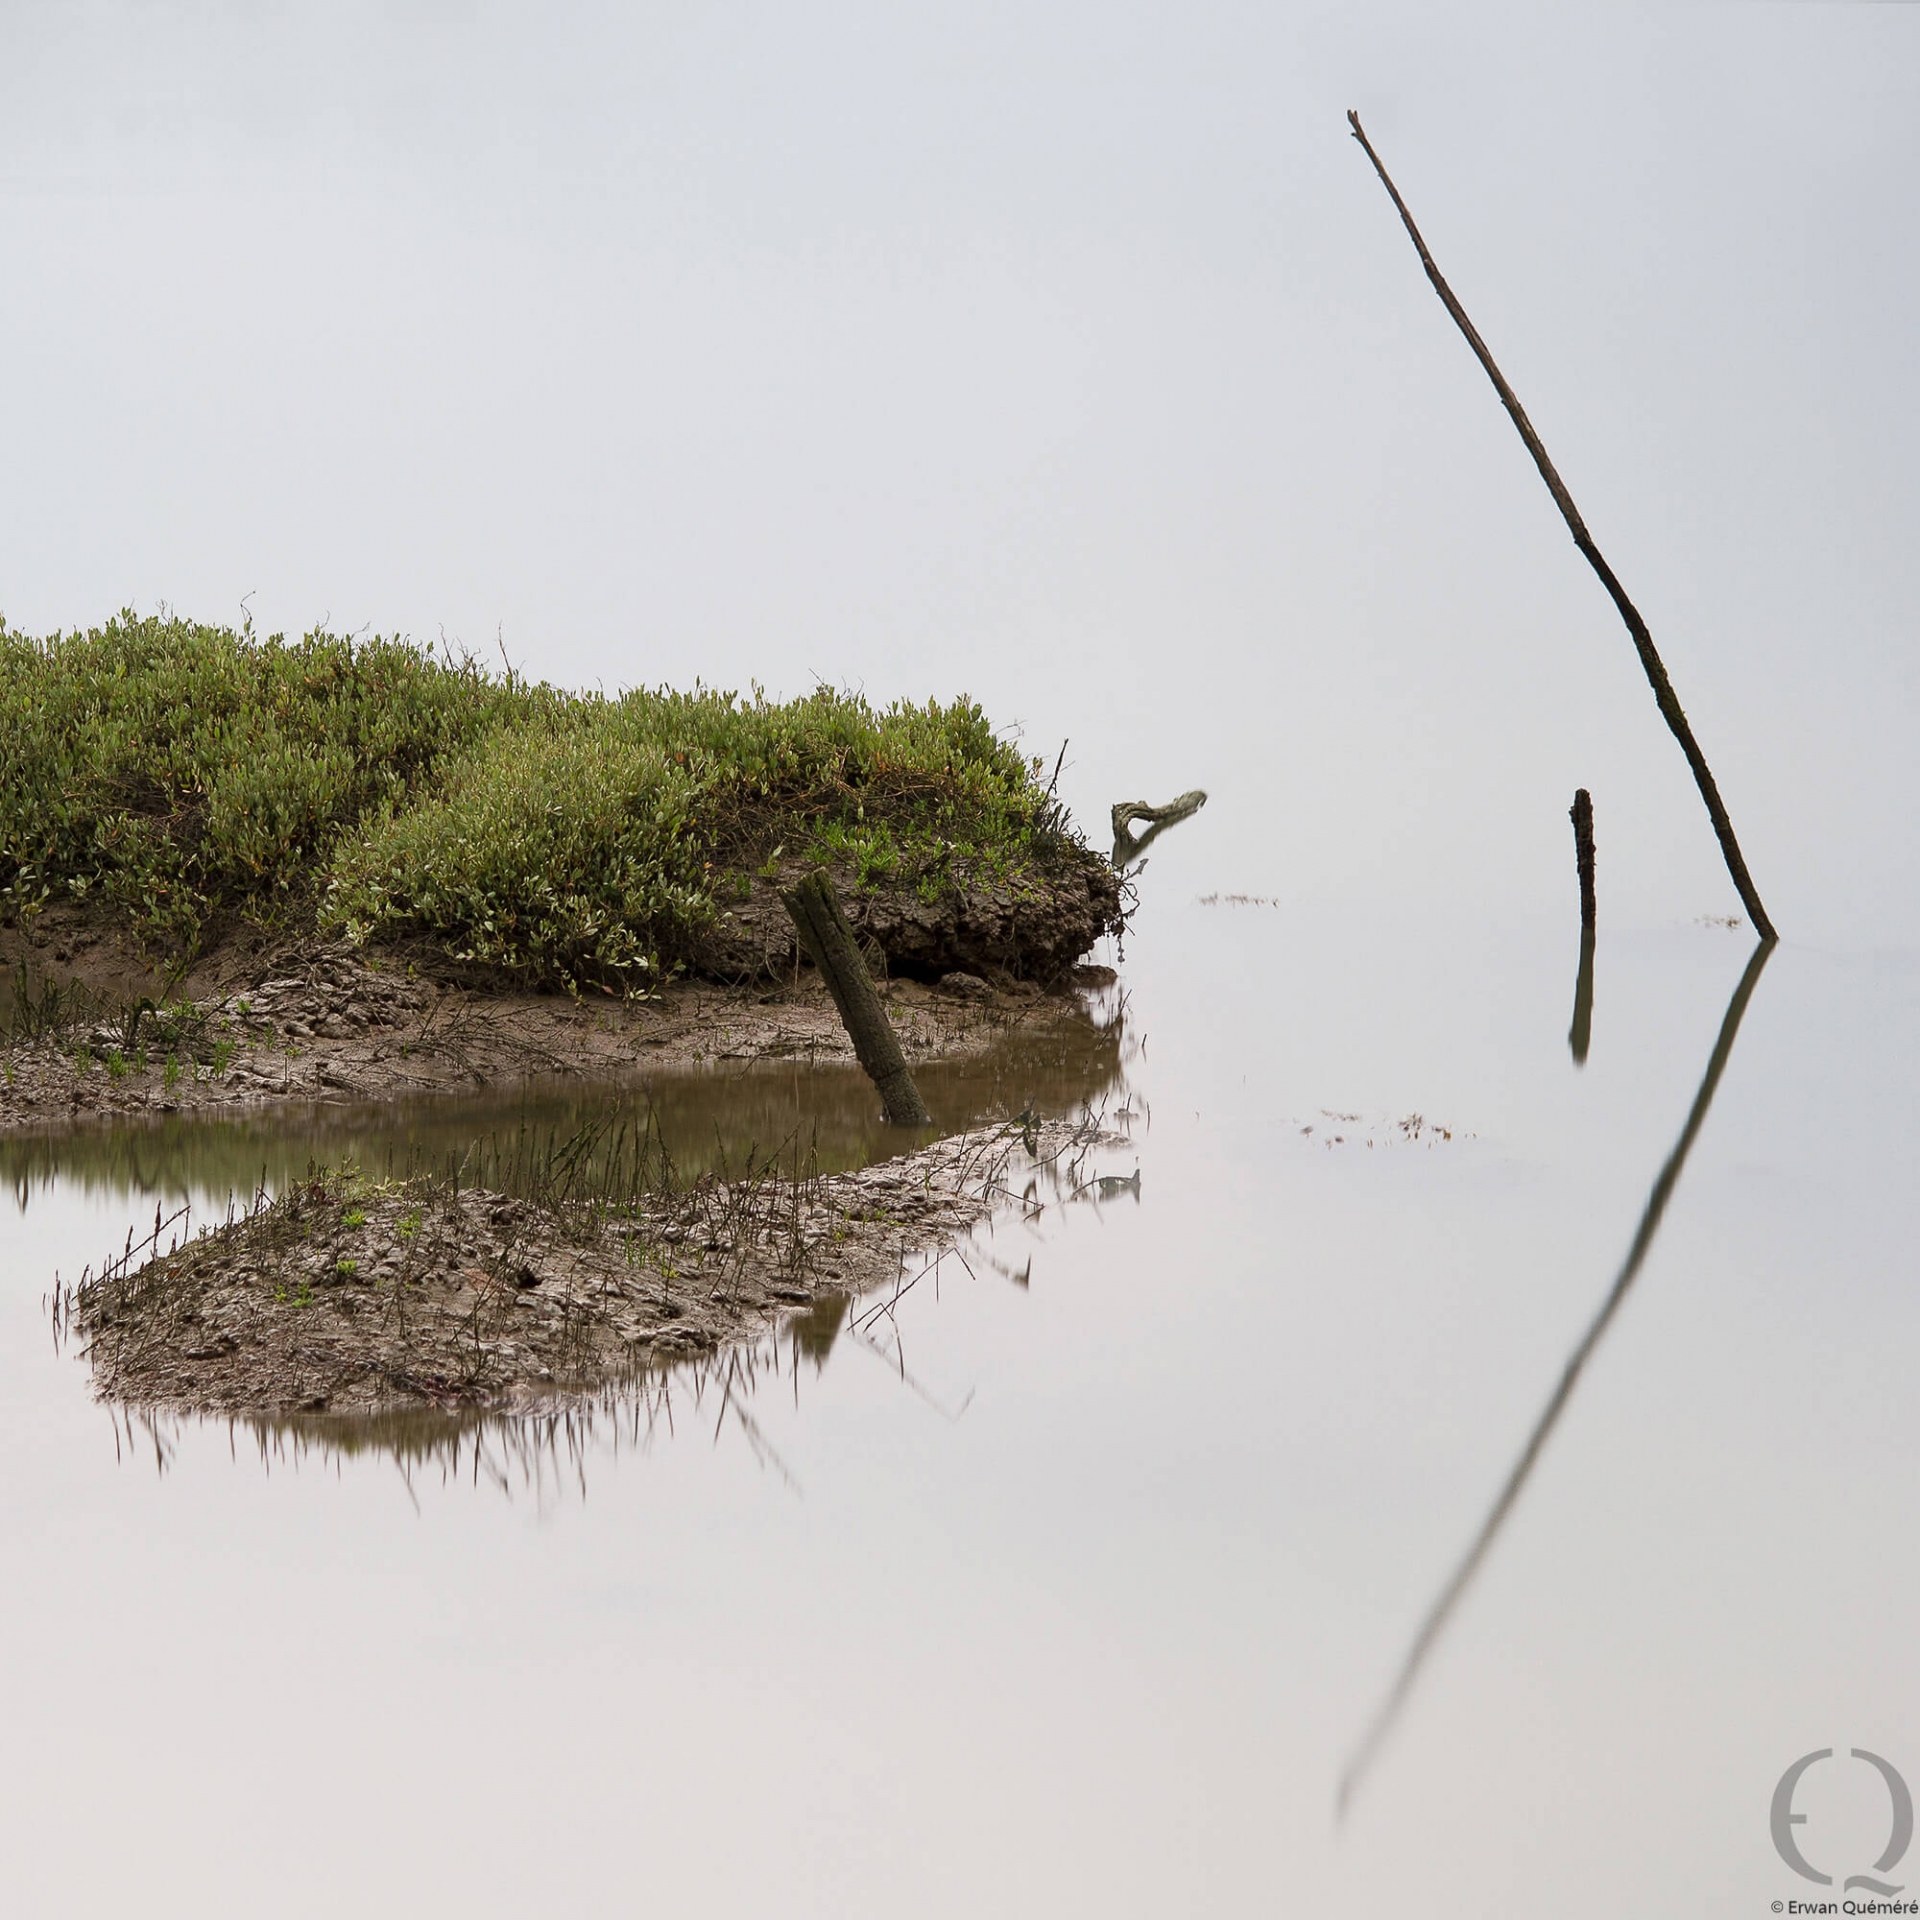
11;886;1126;1419
1;909;1118;1140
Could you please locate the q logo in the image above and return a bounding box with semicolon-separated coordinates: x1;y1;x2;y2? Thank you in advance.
1771;1748;1913;1896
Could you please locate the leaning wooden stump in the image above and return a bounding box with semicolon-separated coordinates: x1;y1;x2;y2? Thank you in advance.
781;871;931;1126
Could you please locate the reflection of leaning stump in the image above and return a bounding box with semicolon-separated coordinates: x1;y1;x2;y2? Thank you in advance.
781;871;932;1126
1111;789;1207;870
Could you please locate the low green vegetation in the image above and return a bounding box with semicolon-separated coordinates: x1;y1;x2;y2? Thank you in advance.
1;611;1073;989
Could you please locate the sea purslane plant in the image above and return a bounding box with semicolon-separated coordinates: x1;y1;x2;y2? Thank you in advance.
0;612;1069;989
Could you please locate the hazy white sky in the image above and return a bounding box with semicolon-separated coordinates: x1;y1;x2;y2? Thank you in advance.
3;3;1915;942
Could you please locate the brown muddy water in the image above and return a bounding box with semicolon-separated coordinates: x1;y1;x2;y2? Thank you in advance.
3;899;1917;1917
0;993;1128;1208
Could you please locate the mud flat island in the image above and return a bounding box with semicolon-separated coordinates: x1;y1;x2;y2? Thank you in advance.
1;612;1122;1130
7;614;1127;1413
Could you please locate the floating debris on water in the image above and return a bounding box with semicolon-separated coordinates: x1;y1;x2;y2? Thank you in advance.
1294;1111;1470;1150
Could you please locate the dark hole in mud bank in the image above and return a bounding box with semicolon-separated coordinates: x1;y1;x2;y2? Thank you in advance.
4;994;1130;1210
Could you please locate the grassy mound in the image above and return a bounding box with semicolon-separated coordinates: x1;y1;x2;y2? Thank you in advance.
1;612;1087;988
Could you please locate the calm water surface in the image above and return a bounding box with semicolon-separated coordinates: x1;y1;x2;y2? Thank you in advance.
3;885;1915;1916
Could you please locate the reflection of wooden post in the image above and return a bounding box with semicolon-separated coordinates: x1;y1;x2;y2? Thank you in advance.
1570;789;1596;931
1568;927;1595;1067
781;872;931;1126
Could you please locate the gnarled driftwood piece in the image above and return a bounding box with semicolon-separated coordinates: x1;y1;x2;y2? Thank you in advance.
1111;789;1208;871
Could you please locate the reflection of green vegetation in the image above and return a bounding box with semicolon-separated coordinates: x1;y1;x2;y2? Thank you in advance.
1;613;1078;987
1;1006;1128;1211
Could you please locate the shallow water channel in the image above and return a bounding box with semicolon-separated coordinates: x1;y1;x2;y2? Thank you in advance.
4;893;1916;1916
0;996;1128;1208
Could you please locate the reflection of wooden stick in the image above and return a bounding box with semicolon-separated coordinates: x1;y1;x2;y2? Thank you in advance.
1338;935;1774;1817
780;872;930;1126
1348;112;1776;941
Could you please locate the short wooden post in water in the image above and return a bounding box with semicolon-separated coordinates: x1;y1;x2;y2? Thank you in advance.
1567;791;1597;1065
1570;788;1597;932
781;871;931;1126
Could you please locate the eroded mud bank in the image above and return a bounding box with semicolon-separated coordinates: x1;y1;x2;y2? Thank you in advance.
1;931;1118;1138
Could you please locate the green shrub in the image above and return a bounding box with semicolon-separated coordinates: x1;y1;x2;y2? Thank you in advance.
0;615;1072;988
0;611;523;948
327;716;713;984
327;683;1055;985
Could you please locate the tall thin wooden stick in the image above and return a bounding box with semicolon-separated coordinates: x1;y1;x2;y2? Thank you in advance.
1347;111;1776;941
